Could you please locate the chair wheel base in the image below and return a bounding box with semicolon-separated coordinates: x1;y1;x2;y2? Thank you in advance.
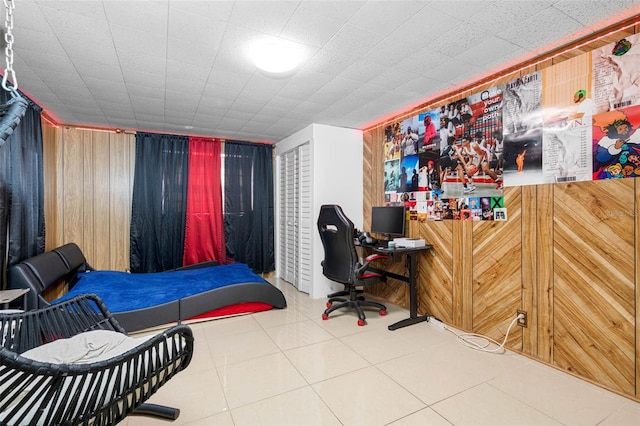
380;309;387;316
326;302;332;308
357;319;365;326
322;313;329;320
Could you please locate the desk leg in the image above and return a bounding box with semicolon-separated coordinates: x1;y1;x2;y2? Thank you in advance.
388;252;429;330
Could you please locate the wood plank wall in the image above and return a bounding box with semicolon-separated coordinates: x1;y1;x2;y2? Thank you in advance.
42;124;135;271
364;22;640;401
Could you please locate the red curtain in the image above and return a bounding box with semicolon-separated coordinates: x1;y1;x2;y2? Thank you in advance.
183;137;227;266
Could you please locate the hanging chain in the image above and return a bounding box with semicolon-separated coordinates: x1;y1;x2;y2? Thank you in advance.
2;0;18;95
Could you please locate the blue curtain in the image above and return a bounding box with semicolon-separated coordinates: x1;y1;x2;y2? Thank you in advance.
130;132;189;273
0;91;45;289
224;141;274;273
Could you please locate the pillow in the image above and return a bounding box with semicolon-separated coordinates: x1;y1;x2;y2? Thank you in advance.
21;329;150;364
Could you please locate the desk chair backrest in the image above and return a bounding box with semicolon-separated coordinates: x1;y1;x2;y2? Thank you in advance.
317;205;359;285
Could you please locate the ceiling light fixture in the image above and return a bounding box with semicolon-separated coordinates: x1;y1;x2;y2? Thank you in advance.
252;40;301;74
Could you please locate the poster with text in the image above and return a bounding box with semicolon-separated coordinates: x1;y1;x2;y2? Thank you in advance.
540;55;594;183
593;34;640;114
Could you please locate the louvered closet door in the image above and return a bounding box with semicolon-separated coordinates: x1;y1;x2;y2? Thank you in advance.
277;143;311;293
296;143;312;294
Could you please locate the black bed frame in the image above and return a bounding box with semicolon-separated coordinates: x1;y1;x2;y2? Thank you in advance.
6;243;287;332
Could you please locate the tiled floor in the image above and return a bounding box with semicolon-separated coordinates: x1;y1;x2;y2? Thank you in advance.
122;278;640;425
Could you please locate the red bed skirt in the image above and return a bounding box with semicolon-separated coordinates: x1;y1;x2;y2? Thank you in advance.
187;302;273;321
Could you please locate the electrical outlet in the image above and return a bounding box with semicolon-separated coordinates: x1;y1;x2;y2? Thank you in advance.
517;310;527;328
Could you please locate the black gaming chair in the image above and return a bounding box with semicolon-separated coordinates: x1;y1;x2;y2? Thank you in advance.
317;205;389;326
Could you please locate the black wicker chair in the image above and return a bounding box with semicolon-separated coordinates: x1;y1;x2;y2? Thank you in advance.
0;294;194;425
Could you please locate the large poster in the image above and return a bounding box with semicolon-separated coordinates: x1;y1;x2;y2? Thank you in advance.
378;36;640;220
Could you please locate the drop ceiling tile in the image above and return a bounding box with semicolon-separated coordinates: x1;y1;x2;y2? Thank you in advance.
322;23;384;58
302;48;354;76
498;7;583;52
277;75;334;99
37;0;107;21
456;36;527;68
90;88;133;105
44;9;113;46
227;100;263;115
110;25;167;59
338;59;390;84
280;5;346;48
168;8;227;47
74;63;124;84
428;0;495;20
297;1;364;22
102;109;137;122
168;1;234;22
395;47;453;75
348;1;425;37
164;61;209;85
66;44;120;69
385;6;463;49
227;1;299;35
15;50;70;76
13;28;68;57
103;1;168;36
431;23;493;58
117;50;167;76
425;56;482;84
361;36;416;66
217;115;252;132
465;1;555;34
553;1;640;29
14;2;53;32
122;69;166;89
368;66;421;91
262;96;302;111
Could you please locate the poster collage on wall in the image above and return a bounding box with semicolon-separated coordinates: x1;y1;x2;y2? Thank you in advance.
382;35;640;221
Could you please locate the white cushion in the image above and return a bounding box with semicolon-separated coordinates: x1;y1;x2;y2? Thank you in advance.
21;329;150;364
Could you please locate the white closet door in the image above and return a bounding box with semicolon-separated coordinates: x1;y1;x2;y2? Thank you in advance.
296;143;312;294
277;143;311;293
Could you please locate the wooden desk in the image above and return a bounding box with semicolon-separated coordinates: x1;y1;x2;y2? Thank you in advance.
366;244;433;330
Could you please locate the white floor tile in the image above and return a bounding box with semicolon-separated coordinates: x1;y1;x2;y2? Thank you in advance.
217;352;307;409
599;401;640;426
312;366;426;425
230;387;341;425
207;328;281;367
284;339;370;383
263;319;335;351
489;361;629;425
387;407;454;426
431;383;562;425
121;281;640;426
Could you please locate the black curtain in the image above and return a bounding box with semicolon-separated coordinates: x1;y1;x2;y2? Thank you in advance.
224;141;274;273
130;132;189;273
0;91;45;288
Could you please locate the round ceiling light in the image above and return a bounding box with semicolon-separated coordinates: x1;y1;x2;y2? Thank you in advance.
252;40;301;74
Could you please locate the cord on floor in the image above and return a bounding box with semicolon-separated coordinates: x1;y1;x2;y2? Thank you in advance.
432;313;524;354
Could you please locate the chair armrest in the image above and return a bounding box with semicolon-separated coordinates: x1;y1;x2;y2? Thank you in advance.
355;253;389;278
364;253;389;263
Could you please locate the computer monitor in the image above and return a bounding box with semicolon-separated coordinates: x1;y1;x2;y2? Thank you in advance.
370;206;406;241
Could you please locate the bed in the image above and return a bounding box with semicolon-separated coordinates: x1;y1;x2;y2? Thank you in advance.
6;243;287;332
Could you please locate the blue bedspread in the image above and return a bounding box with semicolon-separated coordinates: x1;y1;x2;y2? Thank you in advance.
54;263;268;313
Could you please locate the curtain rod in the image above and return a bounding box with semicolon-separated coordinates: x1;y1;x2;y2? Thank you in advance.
225;139;275;148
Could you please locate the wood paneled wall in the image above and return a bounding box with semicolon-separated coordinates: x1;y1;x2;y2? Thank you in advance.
363;22;640;401
42;124;135;271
